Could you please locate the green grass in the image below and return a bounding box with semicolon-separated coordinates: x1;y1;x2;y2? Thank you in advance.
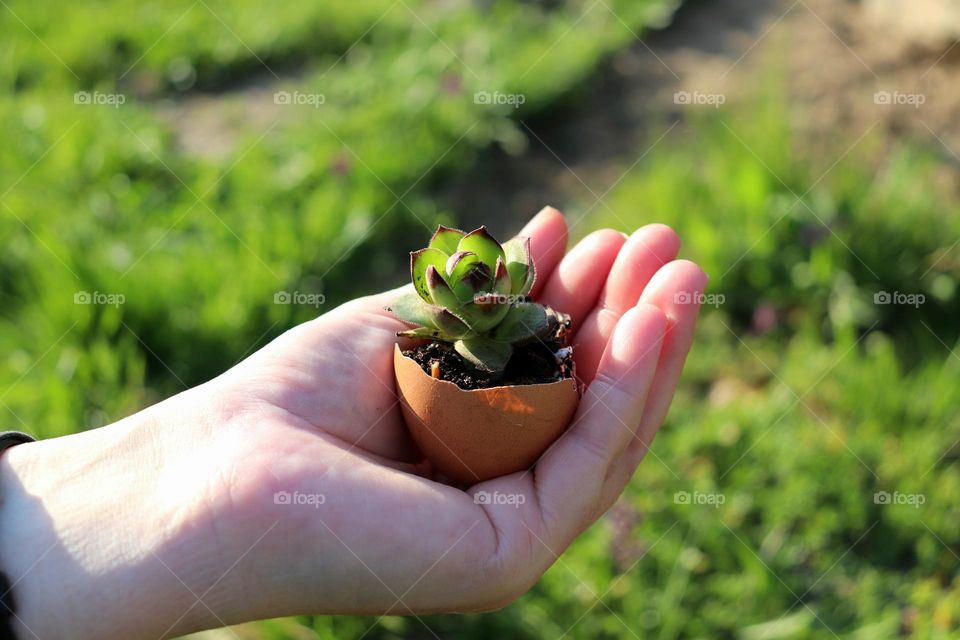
3;1;960;638
3;0;411;91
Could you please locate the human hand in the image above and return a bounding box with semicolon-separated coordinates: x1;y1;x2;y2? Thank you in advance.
0;207;707;638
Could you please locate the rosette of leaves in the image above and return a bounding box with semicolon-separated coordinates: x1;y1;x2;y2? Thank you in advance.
386;225;567;375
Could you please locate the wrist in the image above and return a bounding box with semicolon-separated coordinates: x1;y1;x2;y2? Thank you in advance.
0;394;233;639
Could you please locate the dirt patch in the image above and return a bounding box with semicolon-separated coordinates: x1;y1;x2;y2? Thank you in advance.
783;0;960;151
441;0;960;237
154;83;287;160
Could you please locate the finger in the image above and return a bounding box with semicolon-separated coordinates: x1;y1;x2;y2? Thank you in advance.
341;284;410;318
600;260;708;507
516;206;568;299
538;229;627;329
573;224;681;384
534;303;666;546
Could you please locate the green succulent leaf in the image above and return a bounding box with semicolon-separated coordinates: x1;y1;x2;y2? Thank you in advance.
385;288;471;339
454;336;513;373
411;248;449;303
457;226;505;270
386;288;437;327
425;265;464;313
452;262;494;303
397;312;470;340
444;251;481;282
460;296;511;333
490;302;552;344
503;236;535;296
397;326;450;341
429;225;465;255
432;307;472;338
491;257;511;298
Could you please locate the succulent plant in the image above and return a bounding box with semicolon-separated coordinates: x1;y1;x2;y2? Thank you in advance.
386;225;567;375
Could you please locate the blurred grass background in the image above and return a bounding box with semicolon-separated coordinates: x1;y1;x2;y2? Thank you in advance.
2;0;959;638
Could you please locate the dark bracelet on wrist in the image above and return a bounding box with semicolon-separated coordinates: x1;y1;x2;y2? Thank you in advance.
0;431;36;640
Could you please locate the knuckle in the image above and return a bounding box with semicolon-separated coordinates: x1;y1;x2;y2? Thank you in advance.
595;304;623;330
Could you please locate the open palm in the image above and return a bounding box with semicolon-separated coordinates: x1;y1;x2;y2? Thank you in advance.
199;207;707;622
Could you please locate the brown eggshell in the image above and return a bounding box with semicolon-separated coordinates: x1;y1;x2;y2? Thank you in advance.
394;344;580;484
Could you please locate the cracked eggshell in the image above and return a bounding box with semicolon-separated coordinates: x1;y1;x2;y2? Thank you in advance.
394;344;580;484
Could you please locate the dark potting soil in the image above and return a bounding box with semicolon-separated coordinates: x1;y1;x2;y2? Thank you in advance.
403;338;575;390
